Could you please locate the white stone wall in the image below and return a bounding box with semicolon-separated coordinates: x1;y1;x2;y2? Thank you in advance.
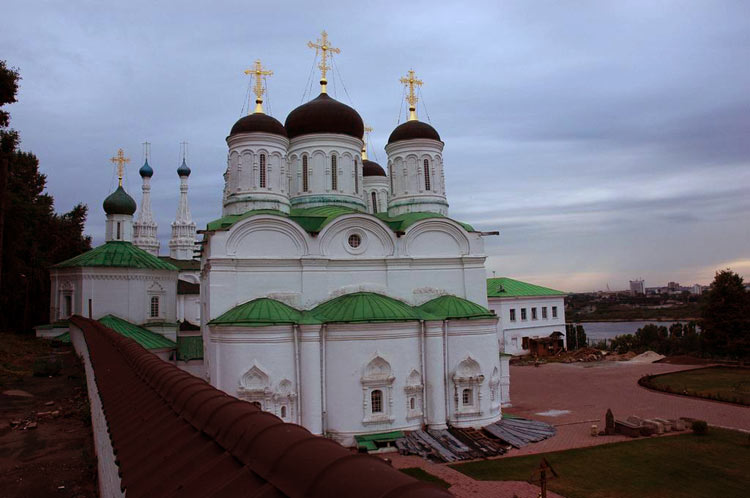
49;267;178;327
287;134;366;210
385;138;448;216
224;132;291;215
69;324;125;498
363;176;389;214
488;296;566;355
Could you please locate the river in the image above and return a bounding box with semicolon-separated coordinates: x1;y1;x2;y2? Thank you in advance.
578;320;695;342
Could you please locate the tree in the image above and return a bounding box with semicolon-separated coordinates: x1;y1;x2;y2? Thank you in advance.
701;269;750;359
0;60;20;292
0;62;91;332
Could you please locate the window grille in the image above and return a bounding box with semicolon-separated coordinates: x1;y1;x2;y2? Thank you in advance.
371;389;383;413
259;154;266;188
331;155;338;190
302;156;309;192
371;192;378;213
462;388;473;406
424;159;431;190
150;296;160;318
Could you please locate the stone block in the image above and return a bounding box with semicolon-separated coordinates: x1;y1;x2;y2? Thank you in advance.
615;419;641;438
670;419;686;431
643;419;664;434
653;417;672;432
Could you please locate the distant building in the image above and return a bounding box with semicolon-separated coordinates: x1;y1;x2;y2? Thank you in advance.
629;279;645;295
691;284;703;295
668;281;681;292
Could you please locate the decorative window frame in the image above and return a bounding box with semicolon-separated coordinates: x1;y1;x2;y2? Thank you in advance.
404;369;424;420
452;357;484;418
272;379;297;422
361;355;395;425
237;363;274;411
489;366;501;410
343;228;368;255
146;281;166;321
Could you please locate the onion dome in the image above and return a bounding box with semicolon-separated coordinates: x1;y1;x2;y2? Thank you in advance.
388;120;441;144
103;186;137;215
229;113;287;137
285;93;364;140
363;159;386;177
177;158;191;177
139;159;153;178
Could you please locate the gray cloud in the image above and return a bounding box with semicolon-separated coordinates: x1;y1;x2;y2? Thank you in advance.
3;0;749;291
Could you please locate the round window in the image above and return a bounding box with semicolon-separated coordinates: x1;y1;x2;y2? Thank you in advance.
348;234;361;248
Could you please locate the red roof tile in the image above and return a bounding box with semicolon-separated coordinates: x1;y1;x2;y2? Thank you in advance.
70;315;453;498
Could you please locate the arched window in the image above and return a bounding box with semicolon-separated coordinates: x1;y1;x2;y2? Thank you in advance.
354;158;359;193
462;388;473;406
389;164;394;192
259;153;266;188
424;159;431;190
410;397;415;410
116;222;121;240
280;406;287;418
371;191;378;213
302;156;309;192
331;155;338;190
371;389;383;413
150;296;160;318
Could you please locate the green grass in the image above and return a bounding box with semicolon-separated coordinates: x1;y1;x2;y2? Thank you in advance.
451;429;750;498
400;467;451;489
649;367;750;405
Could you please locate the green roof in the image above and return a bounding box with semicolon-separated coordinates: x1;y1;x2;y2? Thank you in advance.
311;292;428;323
486;277;566;298
209;298;313;326
177;335;204;361
205;206;475;235
52;242;179;271
355;431;405;451
418;295;496;320
54;331;70;343
159;257;201;271
98;314;176;349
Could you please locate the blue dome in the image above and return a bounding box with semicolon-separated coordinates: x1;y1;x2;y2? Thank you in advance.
139;159;153;178
177;158;191;177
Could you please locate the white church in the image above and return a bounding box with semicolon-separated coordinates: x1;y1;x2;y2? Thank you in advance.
42;32;567;446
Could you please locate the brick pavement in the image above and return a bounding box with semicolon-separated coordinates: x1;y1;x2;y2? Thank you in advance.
384;361;749;497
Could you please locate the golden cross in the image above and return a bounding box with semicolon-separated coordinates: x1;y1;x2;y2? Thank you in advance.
307;30;340;94
244;59;273;114
399;69;423;121
110;148;130;187
362;125;373;160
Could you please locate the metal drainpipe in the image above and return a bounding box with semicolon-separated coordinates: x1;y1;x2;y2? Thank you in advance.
443;319;450;426
293;324;302;425
320;324;327;435
419;320;427;424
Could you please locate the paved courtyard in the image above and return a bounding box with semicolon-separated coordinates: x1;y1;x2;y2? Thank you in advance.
388;361;749;497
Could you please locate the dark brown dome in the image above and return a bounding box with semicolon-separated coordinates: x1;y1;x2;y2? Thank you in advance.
230;113;287;137
285;93;364;140
362;159;386;177
388;120;441;144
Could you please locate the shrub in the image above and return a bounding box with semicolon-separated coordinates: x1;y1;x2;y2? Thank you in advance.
692;420;708;435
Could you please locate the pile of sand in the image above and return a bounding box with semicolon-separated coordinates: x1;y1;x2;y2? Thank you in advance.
629;351;665;363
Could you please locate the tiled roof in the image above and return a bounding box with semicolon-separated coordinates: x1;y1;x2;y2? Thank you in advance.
52;241;179;270
98;314;176;350
418;295;496;320
69;315;451;498
486;277;566;298
205;207;475;234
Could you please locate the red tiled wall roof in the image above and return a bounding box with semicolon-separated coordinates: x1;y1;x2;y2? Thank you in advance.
70;315;452;498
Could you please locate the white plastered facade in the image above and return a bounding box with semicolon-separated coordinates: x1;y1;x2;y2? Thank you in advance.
488;296;567;356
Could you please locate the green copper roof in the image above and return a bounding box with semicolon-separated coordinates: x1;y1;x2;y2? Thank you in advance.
418;295;496;320
209;298;313;326
103;185;137;215
205;206;475;234
311;292;430;323
486;277;566;298
52;241;179;270
55;331;70;343
98;314;176;349
177;335;204;361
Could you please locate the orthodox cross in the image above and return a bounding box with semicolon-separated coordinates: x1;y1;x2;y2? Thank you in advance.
399;69;423;121
307;30;340;94
244;59;273;114
110;148;130;187
362;125;373;160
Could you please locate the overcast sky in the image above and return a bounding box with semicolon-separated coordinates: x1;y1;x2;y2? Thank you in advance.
3;0;749;292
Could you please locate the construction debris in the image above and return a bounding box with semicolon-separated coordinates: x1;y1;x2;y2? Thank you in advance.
394;417;556;462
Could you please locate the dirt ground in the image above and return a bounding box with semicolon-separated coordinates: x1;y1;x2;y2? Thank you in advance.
0;334;97;498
